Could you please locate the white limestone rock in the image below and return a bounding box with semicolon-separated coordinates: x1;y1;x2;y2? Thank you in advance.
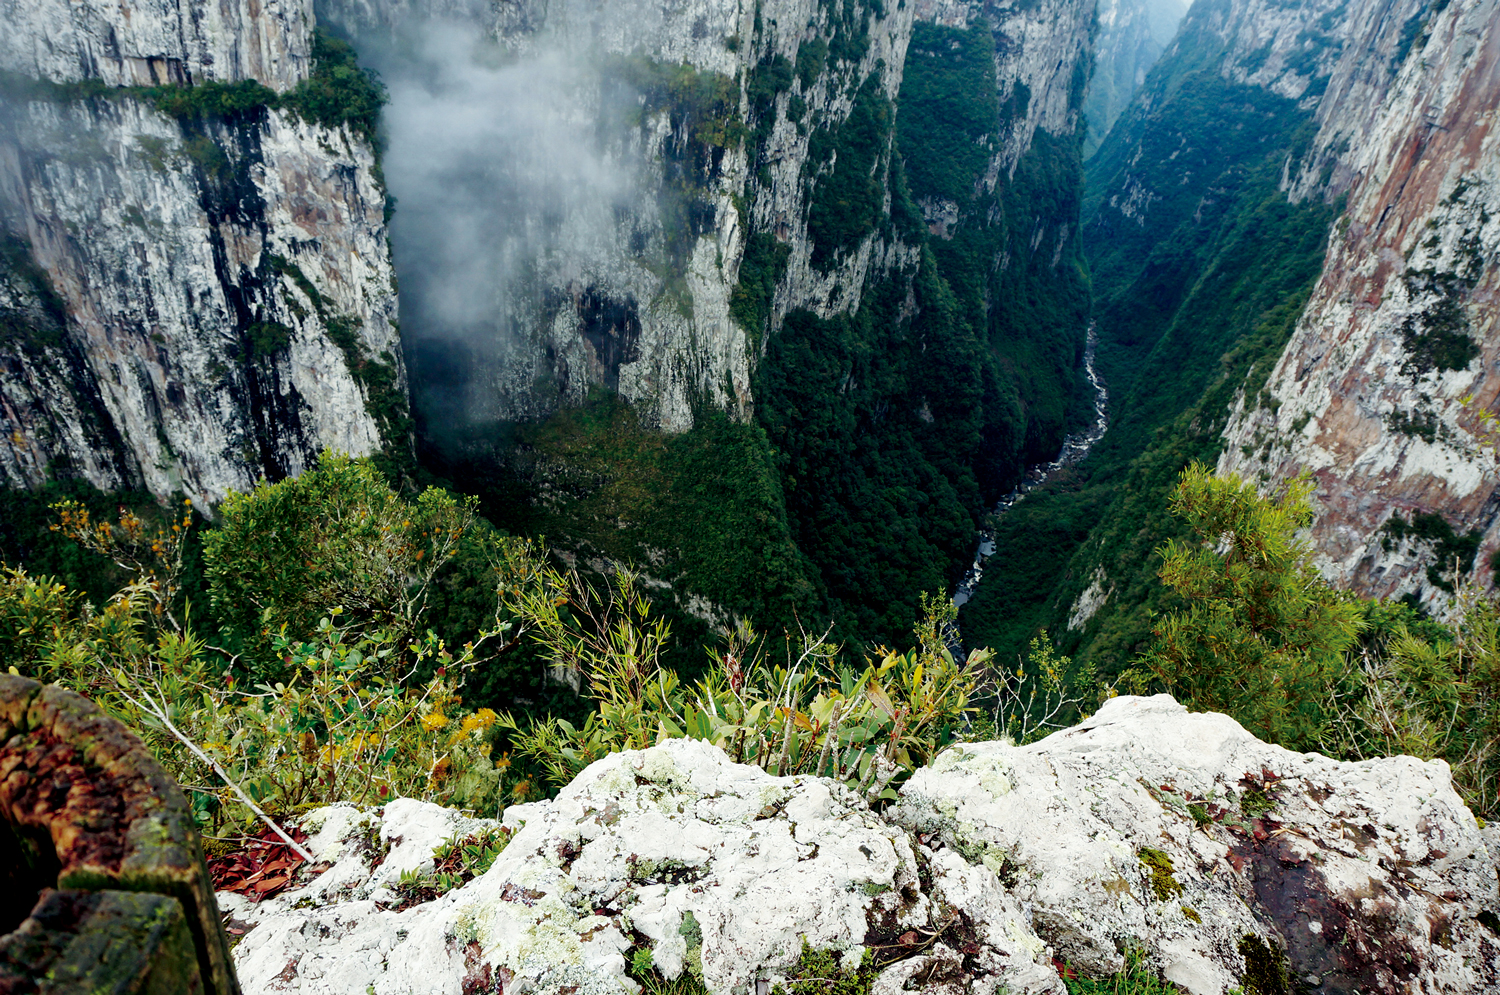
225;699;1500;995
0;93;399;506
890;694;1500;995
0;0;314;91
227;739;1060;995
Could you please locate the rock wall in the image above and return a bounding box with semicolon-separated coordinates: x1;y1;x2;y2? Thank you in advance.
1083;0;1187;155
321;0;917;436
0;0;314;90
1219;0;1500;610
0;0;401;508
222;696;1500;995
910;0;1094;176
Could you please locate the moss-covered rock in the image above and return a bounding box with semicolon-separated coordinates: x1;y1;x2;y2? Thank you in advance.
0;674;238;995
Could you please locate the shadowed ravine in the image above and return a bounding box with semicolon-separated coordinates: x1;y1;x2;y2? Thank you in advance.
954;323;1108;616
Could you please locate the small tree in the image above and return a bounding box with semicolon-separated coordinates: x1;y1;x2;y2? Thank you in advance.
1141;462;1366;750
203;452;533;677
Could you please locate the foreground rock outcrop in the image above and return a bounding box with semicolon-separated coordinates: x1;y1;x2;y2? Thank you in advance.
223;695;1500;995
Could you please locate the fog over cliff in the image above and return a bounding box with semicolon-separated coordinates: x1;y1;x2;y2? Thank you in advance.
353;21;657;438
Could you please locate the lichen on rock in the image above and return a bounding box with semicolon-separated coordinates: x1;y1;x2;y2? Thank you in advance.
223;696;1499;995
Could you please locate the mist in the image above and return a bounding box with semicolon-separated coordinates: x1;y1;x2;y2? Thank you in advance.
356;20;662;435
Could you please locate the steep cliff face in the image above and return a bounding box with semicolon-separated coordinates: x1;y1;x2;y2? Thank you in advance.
1083;0;1186;155
912;0;1094;172
1219;0;1500;609
321;0;915;436
0;0;401;508
0;0;314;89
309;0;1095;643
964;0;1390;668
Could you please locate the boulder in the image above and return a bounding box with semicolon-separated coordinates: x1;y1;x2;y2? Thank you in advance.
891;695;1500;994
0;673;239;995
225;696;1500;995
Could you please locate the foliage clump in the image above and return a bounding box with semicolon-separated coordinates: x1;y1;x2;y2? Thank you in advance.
1141;463;1366;751
392;825;513;906
499;576;989;803
1062;942;1181;995
1136;848;1183;902
1236;935;1290;995
771;941;877;995
1;453;546;836
1138;463;1500;816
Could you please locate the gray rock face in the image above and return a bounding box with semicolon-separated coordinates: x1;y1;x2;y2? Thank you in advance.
1218;0;1500;611
0;0;400;507
223;696;1500;995
0;0;315;91
1083;0;1187;154
320;0;918;436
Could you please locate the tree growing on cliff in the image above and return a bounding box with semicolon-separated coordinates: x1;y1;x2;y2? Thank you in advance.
1140;462;1366;750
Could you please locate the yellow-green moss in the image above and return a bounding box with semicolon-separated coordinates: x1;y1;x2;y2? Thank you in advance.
1138;848;1183;902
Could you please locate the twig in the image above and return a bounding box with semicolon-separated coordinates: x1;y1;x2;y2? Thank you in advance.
115;684;316;863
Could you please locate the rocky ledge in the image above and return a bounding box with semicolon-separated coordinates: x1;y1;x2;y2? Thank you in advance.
223;695;1500;995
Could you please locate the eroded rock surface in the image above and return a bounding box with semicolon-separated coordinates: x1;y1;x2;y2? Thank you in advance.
225;696;1499;995
0;0;400;507
1219;0;1500;610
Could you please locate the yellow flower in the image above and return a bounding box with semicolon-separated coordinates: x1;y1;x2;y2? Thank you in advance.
421;710;449;732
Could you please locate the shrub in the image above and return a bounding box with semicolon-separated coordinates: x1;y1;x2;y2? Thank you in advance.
202;452;534;680
1140;462;1366;750
499;572;990;803
280;30;386;142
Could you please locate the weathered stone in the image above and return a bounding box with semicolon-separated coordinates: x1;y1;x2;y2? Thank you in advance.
0;0;400;508
227;698;1500;995
0;674;238;995
892;694;1500;994
1219;0;1500;612
0;889;203;995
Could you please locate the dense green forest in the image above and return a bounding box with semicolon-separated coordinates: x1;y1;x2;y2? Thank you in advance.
961;16;1344;676
429;15;1095;655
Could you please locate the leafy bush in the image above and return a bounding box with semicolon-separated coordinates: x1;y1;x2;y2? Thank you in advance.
144;79;279;120
1323;585;1500;816
1;454;550;837
203;452;532;679
499;571;989;803
280;30;386;142
1140;463;1366;750
392;825;514;905
1135;464;1499;817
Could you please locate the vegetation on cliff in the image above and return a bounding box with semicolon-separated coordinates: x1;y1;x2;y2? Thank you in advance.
3;457;1495;854
964;18;1343;675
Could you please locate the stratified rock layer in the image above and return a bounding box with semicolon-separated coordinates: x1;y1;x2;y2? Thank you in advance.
0;0;400;507
224;696;1500;995
1219;0;1500;608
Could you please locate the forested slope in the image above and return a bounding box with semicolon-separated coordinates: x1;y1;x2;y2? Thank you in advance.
962;0;1435;673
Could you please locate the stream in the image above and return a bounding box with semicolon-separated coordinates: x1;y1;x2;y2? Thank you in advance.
951;323;1109;618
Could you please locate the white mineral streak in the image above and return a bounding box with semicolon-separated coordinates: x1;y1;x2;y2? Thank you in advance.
0;93;398;506
225;698;1499;995
0;0;314;91
1219;0;1500;610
